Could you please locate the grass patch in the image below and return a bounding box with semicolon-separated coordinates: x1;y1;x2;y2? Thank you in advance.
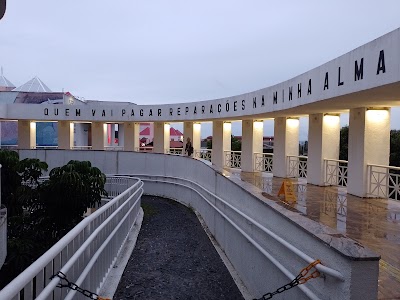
141;203;158;219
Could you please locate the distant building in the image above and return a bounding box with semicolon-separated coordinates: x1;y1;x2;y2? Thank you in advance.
139;123;183;146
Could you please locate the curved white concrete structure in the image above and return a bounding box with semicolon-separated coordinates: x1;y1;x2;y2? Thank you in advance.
16;149;380;299
1;28;399;199
1;28;400;123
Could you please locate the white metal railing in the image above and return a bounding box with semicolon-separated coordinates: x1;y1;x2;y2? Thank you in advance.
140;174;344;299
224;151;241;169
0;163;6;269
0;205;6;270
104;146;124;151
0;176;143;300
194;149;212;161
135;147;153;153
0;145;17;150
368;164;400;200
72;146;93;150
324;159;348;187
35;146;58;149
166;148;184;155
254;153;273;172
287;155;308;178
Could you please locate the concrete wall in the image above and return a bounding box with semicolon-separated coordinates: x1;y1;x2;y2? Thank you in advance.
18;150;380;300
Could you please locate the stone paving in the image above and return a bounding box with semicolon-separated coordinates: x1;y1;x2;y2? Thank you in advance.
114;195;244;300
232;170;400;300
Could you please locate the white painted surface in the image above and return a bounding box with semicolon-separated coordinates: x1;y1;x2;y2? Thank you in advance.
273;117;299;177
17;120;36;149
308;114;340;185
122;122;139;151
91;122;106;150
347;108;390;197
241;120;263;172
3;29;400;123
17;150;379;300
74;123;89;147
57;121;73;150
212;120;231;168
153;122;170;153
184;121;201;153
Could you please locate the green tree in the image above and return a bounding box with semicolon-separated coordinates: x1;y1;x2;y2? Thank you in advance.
0;156;107;288
41;160;107;233
340;126;349;160
206;135;242;151
0;151;48;217
231;135;241;151
390;130;400;167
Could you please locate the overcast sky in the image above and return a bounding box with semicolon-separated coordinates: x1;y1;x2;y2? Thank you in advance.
1;1;400;138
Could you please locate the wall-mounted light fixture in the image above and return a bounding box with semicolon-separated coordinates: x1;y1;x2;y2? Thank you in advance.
286;117;299;127
323;113;340;124
253;120;264;129
366;107;389;122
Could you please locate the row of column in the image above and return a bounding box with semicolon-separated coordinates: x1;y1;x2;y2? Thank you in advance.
15;107;390;198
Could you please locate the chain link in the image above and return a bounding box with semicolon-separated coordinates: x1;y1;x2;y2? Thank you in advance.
254;259;321;300
50;271;98;300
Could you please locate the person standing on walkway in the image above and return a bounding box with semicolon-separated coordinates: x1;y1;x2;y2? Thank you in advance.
185;137;193;157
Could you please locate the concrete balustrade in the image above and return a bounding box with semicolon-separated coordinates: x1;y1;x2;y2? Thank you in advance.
17;150;380;299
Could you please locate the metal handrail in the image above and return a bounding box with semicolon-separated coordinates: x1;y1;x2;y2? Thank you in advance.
368;163;400;171
324;159;348;164
72;146;93;150
136;174;344;282
0;176;143;300
140;175;342;300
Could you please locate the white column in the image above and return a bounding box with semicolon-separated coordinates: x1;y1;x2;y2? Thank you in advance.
184;121;201;154
58;121;74;150
273;117;299;177
242;120;263;172
153;122;170;153
308;114;340;185
348;107;390;197
110;124;117;146
91;122;106;150
123;122;139;151
118;123;124;147
211;121;231;168
18;120;36;149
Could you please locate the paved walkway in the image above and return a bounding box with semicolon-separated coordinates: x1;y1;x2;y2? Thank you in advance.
114;195;244;300
228;170;400;300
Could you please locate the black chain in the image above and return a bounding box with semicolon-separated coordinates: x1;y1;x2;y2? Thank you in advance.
254;273;303;300
50;271;98;299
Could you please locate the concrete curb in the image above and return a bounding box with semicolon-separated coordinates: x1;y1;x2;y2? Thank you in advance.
98;208;144;299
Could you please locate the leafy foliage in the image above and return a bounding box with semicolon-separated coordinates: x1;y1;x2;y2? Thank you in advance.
390;130;400;167
41;160;107;229
339;126;349;161
206;135;241;151
0;153;107;288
